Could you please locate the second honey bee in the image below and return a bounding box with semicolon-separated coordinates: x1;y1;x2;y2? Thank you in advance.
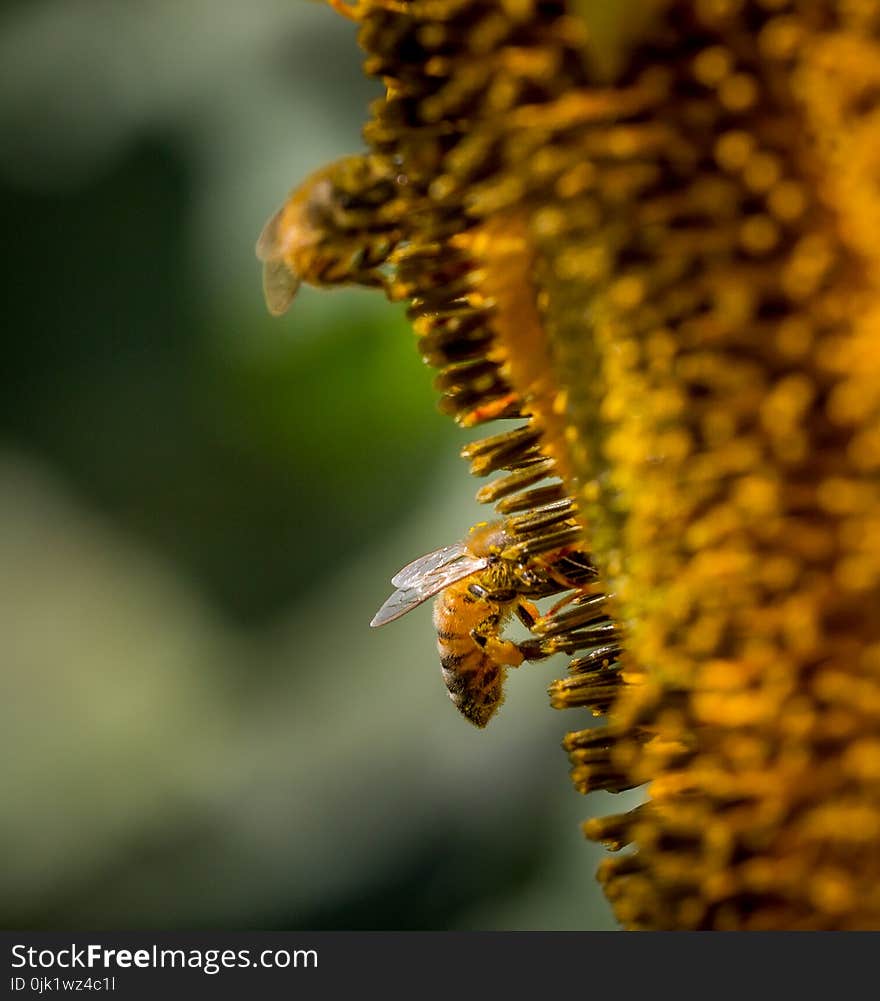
256;154;405;316
371;522;558;728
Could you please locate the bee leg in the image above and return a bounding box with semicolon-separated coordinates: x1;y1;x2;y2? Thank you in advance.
513;599;540;629
472;624;552;666
471;630;525;668
515;639;553;662
528;554;584;594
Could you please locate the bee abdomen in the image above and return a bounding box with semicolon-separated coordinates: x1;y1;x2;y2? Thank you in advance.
439;647;484;676
439;650;466;671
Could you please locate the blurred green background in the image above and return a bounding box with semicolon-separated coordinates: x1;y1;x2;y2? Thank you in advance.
0;0;631;930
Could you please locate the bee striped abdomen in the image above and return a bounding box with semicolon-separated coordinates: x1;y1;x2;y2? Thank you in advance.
433;585;508;729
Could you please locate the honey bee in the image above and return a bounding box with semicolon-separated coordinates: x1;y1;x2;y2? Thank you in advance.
256;154;404;316
371;522;550;728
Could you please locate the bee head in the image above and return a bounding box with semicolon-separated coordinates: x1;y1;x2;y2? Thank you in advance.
465;520;510;560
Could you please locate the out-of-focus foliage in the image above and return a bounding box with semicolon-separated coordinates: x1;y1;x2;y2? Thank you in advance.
0;0;621;929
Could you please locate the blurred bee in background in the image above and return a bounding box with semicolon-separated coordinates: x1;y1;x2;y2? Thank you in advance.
371;521;596;727
256;154;406;316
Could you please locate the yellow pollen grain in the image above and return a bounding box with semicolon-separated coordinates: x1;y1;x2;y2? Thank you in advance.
842;740;880;782
767;179;806;221
760;555;800;590
835;555;878;592
720;73;758;111
744;152;782;193
424;55;451;75
699;658;751;691
860;643;880;675
581;480;600;503
715;130;756;171
758;15;802;59
697;0;745;24
760;372;814;431
783;233;835;298
552;388;568;414
429;175;458;201
694;45;734;86
418;23;447;47
702;409;738;446
558;244;610;282
817;477;870;514
556;161;596;198
740;214;780;254
609;275;646;310
848;427;880;471
809;870;855;915
775;316;813;358
733;475;779;516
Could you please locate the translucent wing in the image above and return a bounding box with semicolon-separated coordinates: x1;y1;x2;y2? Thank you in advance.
256;208;300;317
370;544;489;627
261;259;300;317
391;542;472;587
255;207;283;262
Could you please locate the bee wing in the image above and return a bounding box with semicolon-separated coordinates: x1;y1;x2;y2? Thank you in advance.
391;542;472;588
255;207;283;262
261;259;300;317
256;208;301;317
370;546;489;627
